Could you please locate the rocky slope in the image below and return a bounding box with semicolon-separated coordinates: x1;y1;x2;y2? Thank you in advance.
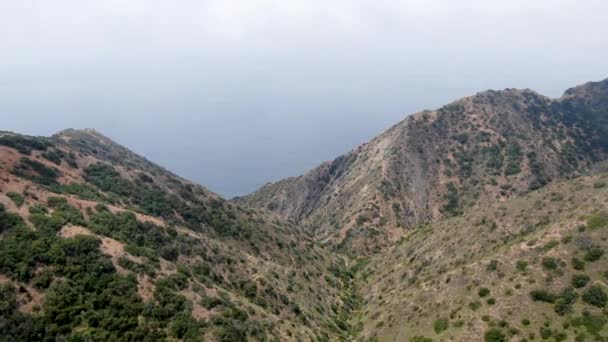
236;79;608;254
0;129;357;341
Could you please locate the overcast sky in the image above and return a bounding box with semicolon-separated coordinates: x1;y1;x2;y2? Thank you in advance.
1;0;607;197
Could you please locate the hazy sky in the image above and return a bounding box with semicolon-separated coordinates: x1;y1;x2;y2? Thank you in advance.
1;1;607;197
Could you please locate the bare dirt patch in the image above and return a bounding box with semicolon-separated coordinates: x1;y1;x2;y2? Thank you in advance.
137;274;155;302
58;224;93;238
17;285;44;314
180;287;210;320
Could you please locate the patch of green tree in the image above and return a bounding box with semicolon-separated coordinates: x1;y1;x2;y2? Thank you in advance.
12;157;60;185
586;212;608;229
46;182;109;202
0;135;51;155
504;143;523;176
582;286;607;307
442;182;461;217
0;198;208;340
83;163;247;238
5;192;24;207
41;148;78;168
0;214;165;339
570;311;606;338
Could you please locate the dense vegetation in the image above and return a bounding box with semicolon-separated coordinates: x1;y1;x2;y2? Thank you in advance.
0;134;51;155
0;131;354;341
83;163;248;238
0;200;180;340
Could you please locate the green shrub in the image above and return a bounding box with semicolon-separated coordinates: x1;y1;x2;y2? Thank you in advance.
170;313;201;340
118;256;155;276
442;182;461;217
572;257;585;271
572;274;591;288
478;287;491;298
47;196;67;208
584;248;604;262
0;135;50;154
554;332;567;341
41;150;65;165
487;260;499;272
530;289;558;303
89;209;170;259
433;318;449;333
587;212;608;229
356;214;370;225
554;298;572;316
47;182;107;202
159;245;179;261
582;286;608;307
411;337;433;342
201;295;224;309
48;197;86;226
541;257;559;270
542;240;559;251
32;270;53;289
522;318;531;326
570;311;606;337
469;301;482;311
516;260;528;272
484;328;506;342
12;157;59;185
505;143;523;176
539;326;552;339
561;287;578;304
5;192;24;207
243;281;258;300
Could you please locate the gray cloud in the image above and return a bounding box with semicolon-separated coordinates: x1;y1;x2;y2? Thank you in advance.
1;0;607;196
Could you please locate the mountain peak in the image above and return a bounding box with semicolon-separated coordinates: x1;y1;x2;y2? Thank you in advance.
562;77;608;97
54;128;115;144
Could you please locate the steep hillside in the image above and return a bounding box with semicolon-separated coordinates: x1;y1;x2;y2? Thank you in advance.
237;79;608;253
0;130;357;341
353;169;608;341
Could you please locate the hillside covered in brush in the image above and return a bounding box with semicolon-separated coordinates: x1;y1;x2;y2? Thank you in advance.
0;129;357;341
352;168;608;341
237;79;608;254
1;78;608;342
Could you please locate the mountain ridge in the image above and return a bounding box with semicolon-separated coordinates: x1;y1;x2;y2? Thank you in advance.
236;78;608;253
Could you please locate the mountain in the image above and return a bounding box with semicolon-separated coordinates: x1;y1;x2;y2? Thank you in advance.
236;79;608;254
0;129;357;341
1;78;608;342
